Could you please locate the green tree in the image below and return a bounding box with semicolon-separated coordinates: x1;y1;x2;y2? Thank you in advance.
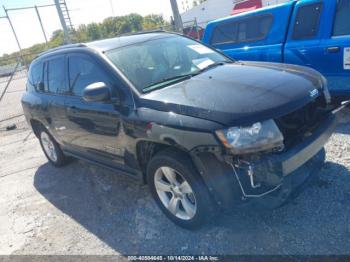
86;23;102;41
100;17;117;38
127;13;143;32
142;14;166;30
73;25;89;42
0;13;169;66
49;29;64;47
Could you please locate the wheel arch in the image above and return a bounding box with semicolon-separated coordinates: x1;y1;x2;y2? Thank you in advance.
135;139;194;184
29;118;45;138
139;141;241;209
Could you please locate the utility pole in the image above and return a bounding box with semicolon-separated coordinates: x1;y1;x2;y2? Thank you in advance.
54;0;71;44
170;0;183;32
2;6;25;66
109;0;115;17
34;6;48;45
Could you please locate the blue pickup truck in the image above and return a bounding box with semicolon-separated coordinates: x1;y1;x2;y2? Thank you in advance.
202;0;350;98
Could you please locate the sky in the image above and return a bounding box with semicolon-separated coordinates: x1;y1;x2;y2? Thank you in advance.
0;0;185;56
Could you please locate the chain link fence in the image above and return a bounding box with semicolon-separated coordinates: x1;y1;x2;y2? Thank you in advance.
182;18;204;40
0;3;57;124
0;0;208;125
0;52;40;124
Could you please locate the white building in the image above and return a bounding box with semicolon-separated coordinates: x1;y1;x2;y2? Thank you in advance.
181;0;291;27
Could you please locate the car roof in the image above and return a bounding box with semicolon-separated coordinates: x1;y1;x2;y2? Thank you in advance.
86;31;176;52
37;31;176;59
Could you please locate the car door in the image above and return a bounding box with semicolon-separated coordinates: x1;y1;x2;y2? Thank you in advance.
318;0;350;96
25;61;47;122
38;55;68;144
63;53;130;170
284;1;325;73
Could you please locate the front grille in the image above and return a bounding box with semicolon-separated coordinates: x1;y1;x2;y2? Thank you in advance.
276;96;328;150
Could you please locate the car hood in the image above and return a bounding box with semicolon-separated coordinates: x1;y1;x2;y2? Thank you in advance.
139;61;324;126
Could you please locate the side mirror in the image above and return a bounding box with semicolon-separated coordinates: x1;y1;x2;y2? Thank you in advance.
83;82;111;102
37;82;45;92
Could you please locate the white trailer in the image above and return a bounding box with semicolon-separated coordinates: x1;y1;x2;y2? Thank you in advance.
181;0;291;28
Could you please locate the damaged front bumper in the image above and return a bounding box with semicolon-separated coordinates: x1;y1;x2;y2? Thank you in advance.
191;113;337;209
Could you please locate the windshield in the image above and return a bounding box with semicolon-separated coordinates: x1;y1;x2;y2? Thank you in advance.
105;35;232;93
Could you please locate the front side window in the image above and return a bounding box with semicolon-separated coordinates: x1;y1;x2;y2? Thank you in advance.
293;3;322;40
68;55;110;97
210;15;273;45
333;0;350;36
106;35;231;93
46;56;65;94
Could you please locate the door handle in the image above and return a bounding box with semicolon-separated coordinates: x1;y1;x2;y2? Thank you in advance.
327;46;340;53
67;106;77;113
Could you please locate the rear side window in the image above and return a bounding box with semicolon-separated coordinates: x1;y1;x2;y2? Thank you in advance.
44;56;66;94
68;55;110;97
211;23;238;45
27;62;43;91
211;15;273;45
333;0;350;36
293;3;322;40
238;15;272;42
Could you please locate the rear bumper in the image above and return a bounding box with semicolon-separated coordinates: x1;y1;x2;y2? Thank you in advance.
192;114;337;209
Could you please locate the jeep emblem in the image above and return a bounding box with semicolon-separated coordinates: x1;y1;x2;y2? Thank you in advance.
309;89;319;98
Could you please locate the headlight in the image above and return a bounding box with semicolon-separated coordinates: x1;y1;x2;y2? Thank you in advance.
215;119;284;155
320;75;331;104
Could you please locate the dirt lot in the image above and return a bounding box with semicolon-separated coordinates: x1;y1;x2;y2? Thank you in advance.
0;76;350;255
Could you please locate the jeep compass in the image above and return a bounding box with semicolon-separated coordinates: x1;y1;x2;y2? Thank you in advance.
22;32;343;229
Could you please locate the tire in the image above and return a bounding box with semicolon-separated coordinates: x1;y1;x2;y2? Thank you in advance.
147;149;216;229
38;127;69;167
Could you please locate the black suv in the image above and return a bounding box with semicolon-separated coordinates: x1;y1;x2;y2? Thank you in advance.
22;32;341;228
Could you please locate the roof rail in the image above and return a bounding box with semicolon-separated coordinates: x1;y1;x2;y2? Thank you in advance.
37;30;171;58
38;43;87;57
118;29;168;37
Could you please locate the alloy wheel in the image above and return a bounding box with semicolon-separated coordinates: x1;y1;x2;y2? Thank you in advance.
40;132;58;162
154;166;197;220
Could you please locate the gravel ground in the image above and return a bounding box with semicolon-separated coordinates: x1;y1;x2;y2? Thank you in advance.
0;78;349;255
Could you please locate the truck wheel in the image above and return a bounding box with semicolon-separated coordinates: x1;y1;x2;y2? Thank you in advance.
147;149;216;229
38;127;69;167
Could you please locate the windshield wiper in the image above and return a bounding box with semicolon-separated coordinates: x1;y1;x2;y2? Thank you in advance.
198;61;227;73
142;61;231;93
142;73;197;93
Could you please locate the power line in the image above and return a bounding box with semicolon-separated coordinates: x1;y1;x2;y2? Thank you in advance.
3;4;55;11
